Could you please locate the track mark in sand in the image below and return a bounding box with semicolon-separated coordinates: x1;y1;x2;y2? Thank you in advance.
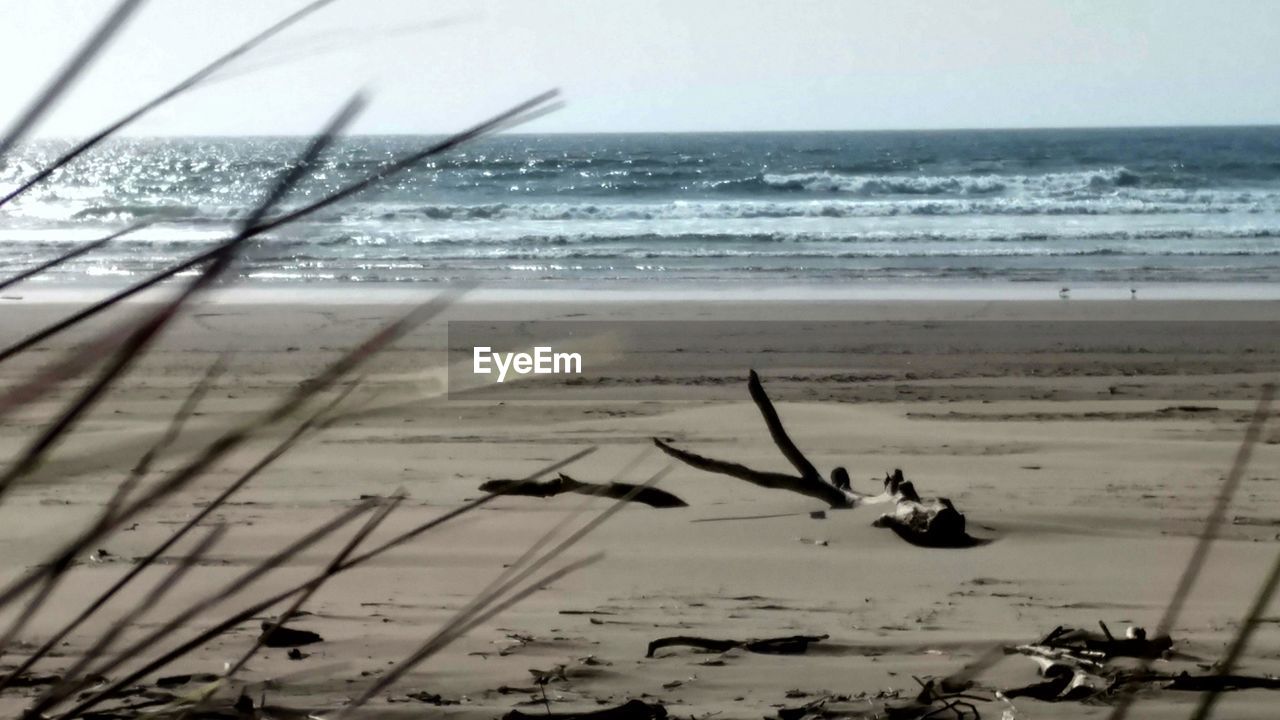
322;434;658;445
908;406;1244;422
192;310;333;337
885;442;1038;457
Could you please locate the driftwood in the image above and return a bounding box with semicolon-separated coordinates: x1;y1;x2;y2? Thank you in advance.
1165;672;1280;692
646;634;827;657
775;685;986;720
1036;623;1172;661
479;474;687;508
258;621;323;648
999;623;1219;705
503;699;667;720
654;371;978;547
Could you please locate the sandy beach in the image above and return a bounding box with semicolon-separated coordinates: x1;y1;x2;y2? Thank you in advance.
0;292;1276;718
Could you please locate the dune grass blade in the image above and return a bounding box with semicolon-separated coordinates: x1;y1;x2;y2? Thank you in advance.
131;353;231;478
213;14;472;84
1108;384;1274;720
1188;551;1280;720
0;90;553;365
0;224;146;293
474;447;651;601
57;499;379;717
0;286;458;614
0;392;191;661
0;98;361;411
57;446;594;718
220;492;404;679
342;465;671;714
0;360;258;695
341;554;602;717
0;0;145;161
0;94;360;505
27;524;227;716
0;255;227;506
0;0;341;208
340;445;597;569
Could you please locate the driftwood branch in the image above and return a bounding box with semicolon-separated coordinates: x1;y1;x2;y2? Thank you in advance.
655;370;980;547
646;634;828;657
480;473;687;508
654;371;855;508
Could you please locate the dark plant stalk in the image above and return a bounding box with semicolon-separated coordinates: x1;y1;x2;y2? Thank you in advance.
70;500;378;693
0;94;361;504
341;554;603;717
58;447;596;718
0;255;225;506
339;445;596;569
0;0;145;161
0;90;555;365
0;402;178;660
342;466;671;713
224;492;405;678
0;0;341;208
0;381;354;695
1108;384;1274;720
131;353;231;478
0;224;146;293
1187;551;1280;720
27;524;227;716
0;287;461;613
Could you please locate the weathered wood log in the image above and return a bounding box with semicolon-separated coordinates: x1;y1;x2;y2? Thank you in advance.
655;370;979;547
871;470;981;548
258;621;323;648
479;473;687;508
646;633;828;657
1033;623;1172;660
653;371;860;508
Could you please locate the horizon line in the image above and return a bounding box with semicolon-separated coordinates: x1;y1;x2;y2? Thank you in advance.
25;121;1280;141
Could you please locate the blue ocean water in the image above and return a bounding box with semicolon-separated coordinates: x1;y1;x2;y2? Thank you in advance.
2;127;1280;285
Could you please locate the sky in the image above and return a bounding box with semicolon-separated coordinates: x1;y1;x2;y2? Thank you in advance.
3;0;1280;136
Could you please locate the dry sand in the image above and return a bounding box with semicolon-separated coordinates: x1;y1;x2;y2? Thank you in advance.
1;293;1279;718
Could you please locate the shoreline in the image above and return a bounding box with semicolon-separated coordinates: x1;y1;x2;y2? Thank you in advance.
5;279;1280;305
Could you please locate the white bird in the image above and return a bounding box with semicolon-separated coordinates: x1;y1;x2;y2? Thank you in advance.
1058;287;1071;299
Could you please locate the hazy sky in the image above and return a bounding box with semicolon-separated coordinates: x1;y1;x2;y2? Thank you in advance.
4;0;1280;136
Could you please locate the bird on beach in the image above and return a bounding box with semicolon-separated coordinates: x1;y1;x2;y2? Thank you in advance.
1130;287;1138;299
1059;287;1071;299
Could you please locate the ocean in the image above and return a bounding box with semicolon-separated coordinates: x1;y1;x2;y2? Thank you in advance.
3;126;1280;288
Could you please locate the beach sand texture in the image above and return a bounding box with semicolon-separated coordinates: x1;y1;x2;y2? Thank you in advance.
1;296;1278;719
